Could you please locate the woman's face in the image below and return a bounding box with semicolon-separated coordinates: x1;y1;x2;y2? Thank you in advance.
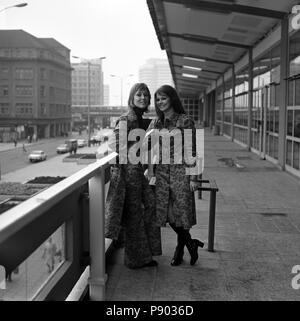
156;93;172;113
133;89;150;109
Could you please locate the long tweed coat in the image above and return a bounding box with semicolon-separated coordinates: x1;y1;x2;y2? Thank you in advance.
146;112;197;229
105;108;162;268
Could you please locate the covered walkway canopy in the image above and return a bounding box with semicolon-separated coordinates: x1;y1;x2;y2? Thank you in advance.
147;0;298;96
147;0;300;179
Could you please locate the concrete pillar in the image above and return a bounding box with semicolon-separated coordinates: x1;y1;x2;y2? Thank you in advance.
88;167;107;301
221;76;225;135
231;65;236;141
248;48;253;150
278;16;289;170
45;124;50;138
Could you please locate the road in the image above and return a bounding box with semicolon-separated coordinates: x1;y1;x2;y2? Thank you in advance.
0;133;91;176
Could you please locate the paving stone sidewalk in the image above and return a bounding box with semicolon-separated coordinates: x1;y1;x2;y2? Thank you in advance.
105;129;300;301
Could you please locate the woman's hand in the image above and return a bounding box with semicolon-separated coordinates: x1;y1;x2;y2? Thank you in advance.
144;168;154;181
190;181;199;192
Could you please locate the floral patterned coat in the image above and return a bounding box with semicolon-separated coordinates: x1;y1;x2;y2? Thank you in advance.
105;108;162;268
146;113;198;229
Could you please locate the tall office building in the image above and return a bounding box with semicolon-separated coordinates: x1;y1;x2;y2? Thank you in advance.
103;84;110;106
138;58;173;106
71;58;104;108
0;30;72;141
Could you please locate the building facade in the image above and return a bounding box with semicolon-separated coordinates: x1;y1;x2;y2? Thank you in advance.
0;30;72;142
103;84;110;106
138;58;173;107
71;59;104;108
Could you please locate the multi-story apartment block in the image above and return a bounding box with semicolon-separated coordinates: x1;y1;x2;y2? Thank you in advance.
0;30;72;142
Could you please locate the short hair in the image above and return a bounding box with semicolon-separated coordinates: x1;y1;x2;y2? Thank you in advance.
128;83;151;112
154;85;186;121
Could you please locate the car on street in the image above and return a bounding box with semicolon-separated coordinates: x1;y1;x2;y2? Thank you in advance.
56;144;69;154
77;139;87;148
28;150;47;163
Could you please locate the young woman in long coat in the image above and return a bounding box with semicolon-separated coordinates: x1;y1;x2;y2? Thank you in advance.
105;83;162;269
146;85;204;266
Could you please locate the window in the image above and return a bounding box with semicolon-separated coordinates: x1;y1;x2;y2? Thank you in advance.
16;103;33;115
15;68;34;80
40;103;47;116
40;68;47;80
0;68;9;79
15;86;33;96
0;103;9;114
0;85;9;96
40;86;46;98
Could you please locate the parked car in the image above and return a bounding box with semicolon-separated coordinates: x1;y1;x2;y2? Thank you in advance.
89;135;102;146
56;144;69;154
77;139;87;148
28;150;47;163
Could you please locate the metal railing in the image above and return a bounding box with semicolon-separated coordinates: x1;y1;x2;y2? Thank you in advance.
0;152;116;301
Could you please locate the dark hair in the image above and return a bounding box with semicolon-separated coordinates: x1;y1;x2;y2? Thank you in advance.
128;83;151;112
154;85;186;121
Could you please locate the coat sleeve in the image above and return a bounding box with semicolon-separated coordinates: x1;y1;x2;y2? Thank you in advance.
181;116;199;181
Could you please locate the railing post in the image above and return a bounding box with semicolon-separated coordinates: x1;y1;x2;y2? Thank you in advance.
208;190;216;252
88;167;106;301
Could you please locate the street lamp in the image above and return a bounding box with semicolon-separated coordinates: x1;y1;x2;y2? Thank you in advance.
72;56;106;146
0;2;28;13
110;74;133;106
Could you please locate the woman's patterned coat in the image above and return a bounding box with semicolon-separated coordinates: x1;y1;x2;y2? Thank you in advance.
146;113;198;229
105;108;162;268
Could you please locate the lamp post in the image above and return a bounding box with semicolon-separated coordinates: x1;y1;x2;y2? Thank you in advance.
72;56;106;146
0;2;28;13
110;74;133;106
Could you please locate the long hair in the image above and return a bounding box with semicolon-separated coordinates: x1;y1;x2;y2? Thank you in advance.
127;82;151;112
154;85;186;121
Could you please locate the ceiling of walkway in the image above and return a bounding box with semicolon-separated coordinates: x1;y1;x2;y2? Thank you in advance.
147;0;299;97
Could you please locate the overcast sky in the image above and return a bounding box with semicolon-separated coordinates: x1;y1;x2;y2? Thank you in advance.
0;0;168;105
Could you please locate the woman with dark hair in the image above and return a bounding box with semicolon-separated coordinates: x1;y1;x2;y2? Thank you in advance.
105;83;162;269
146;84;204;266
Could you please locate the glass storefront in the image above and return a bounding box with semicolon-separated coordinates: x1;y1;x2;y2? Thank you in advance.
287;30;300;171
250;45;280;159
234;68;248;145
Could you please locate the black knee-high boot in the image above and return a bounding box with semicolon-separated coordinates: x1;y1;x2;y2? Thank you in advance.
169;224;185;266
183;231;204;265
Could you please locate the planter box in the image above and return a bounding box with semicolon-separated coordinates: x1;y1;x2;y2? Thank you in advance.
77;158;96;165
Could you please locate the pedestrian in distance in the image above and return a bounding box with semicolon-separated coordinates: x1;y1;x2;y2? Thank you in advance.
42;237;57;273
105;83;162;269
22;144;27;153
146;84;204;267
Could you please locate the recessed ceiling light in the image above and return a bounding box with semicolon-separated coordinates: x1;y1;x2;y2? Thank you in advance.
182;73;198;79
183;65;202;71
183;56;206;63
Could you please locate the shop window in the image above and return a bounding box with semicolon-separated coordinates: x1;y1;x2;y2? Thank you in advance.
293;141;300;170
294;110;300;138
286;140;292;166
287;110;293;136
288;80;294;106
295;79;300;106
274;110;279;133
